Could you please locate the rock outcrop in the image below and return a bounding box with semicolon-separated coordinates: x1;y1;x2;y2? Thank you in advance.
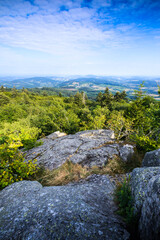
0;175;130;240
131;148;160;240
142;148;160;167
25;130;135;170
139;175;160;240
131;167;160;215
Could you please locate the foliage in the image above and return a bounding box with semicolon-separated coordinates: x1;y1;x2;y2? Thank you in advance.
107;111;133;140
0;83;159;191
0;120;41;150
0;84;159;159
131;134;158;152
115;177;135;225
158;85;160;95
0;93;10;106
0;137;38;189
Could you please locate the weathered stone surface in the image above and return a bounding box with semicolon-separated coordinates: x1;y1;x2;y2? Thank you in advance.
0;175;129;240
25;130;135;170
142;148;160;167
119;144;134;162
130;167;160;215
46;131;67;139
139;175;160;240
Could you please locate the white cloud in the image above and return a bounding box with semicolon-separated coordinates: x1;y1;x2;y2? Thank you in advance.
0;0;160;76
0;5;138;59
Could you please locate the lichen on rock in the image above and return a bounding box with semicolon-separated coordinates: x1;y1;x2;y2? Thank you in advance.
0;175;130;240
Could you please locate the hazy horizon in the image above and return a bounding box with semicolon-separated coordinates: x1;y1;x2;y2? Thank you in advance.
0;0;160;76
1;74;160;79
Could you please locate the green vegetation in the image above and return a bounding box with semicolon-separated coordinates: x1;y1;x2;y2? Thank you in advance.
32;154;141;187
0;136;38;189
115;177;134;224
0;84;160;189
115;177;139;239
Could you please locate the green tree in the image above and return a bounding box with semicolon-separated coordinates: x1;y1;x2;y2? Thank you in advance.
96;92;103;107
107;111;133;140
0;93;10;106
0;85;5;92
102;87;113;108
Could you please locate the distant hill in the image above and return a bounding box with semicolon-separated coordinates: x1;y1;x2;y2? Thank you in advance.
0;76;159;99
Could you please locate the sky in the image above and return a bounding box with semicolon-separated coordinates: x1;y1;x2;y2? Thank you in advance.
0;0;160;76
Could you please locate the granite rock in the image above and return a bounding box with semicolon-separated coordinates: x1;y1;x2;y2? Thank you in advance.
142;148;160;167
25;130;135;170
0;175;129;240
139;175;160;240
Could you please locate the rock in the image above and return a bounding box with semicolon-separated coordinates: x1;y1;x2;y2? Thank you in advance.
119;144;134;162
0;175;130;240
142;148;160;167
25;129;135;170
139;175;160;240
46;131;67;140
130;167;160;215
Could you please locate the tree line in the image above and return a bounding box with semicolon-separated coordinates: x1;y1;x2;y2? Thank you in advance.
0;84;160;188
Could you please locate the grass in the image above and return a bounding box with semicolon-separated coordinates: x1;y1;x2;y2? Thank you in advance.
31;150;143;186
33;161;90;186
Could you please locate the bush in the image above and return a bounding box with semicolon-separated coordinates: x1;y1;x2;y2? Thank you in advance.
115;177;135;225
107;111;133;140
0;138;38;189
132;134;158;152
0;120;41;150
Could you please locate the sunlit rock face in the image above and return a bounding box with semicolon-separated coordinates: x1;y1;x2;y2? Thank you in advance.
131;149;160;240
0;175;130;240
25;129;135;170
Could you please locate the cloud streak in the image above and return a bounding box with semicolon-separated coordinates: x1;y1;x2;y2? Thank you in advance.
0;0;160;76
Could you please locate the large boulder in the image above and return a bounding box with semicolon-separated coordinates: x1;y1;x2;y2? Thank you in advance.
25;130;135;170
130;167;160;215
139;175;160;240
0;175;129;240
131;167;160;239
142;148;160;167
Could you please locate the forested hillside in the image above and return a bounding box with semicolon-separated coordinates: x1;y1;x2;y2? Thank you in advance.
0;85;160;189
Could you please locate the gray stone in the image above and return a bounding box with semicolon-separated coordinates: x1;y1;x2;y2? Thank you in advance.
139;175;160;240
25;130;135;170
46;131;67;140
119;144;134;162
130;167;160;215
0;175;129;240
142;148;160;167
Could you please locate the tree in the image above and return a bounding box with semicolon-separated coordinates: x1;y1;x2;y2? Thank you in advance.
58;92;62;97
0;93;10;106
102;87;113;107
0;85;5;92
11;86;18;98
96;92;103;107
158;85;160;95
74;91;86;107
120;91;127;101
134;82;146;99
107;111;133;140
114;92;121;102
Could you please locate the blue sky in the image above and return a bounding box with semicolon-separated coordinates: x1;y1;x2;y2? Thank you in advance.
0;0;160;76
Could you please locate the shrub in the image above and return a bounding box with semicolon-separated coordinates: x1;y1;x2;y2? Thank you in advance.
115;177;135;225
0;120;41;150
131;134;158;152
107;111;133;140
0;138;38;189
